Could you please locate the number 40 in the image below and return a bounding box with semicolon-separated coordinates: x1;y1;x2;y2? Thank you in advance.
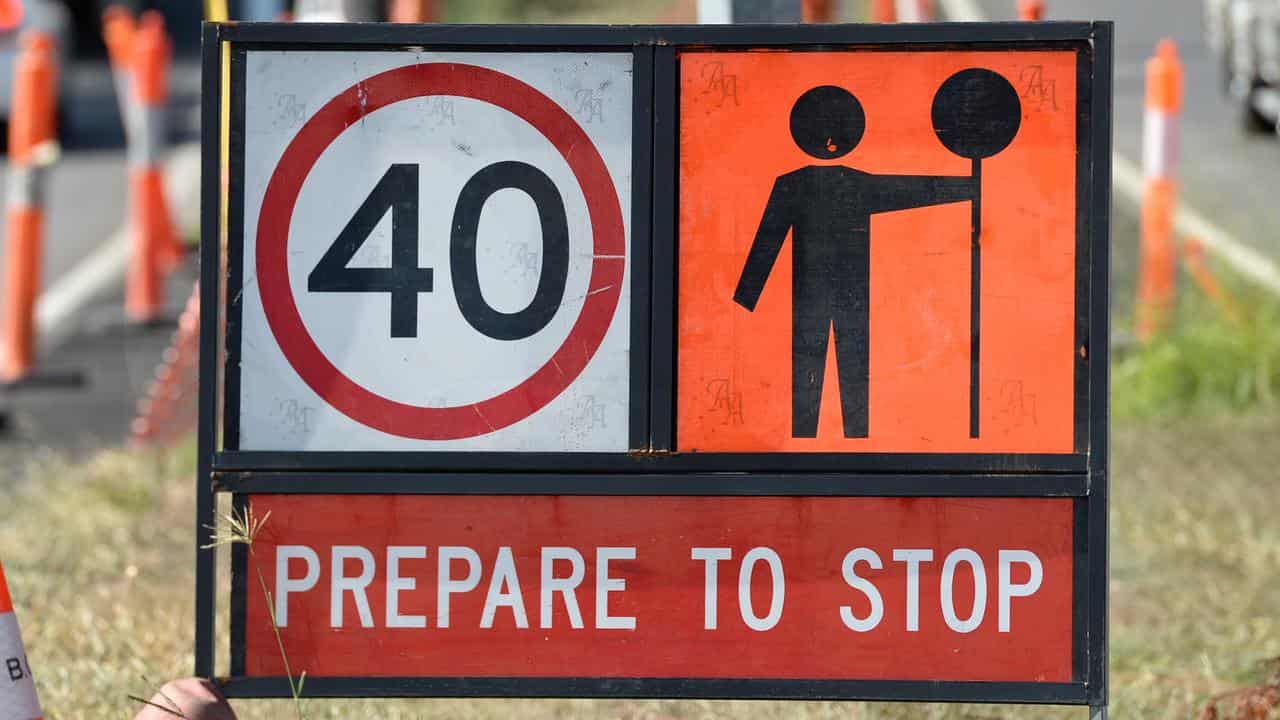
308;161;571;341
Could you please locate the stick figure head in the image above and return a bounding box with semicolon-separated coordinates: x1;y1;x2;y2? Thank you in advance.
790;85;866;159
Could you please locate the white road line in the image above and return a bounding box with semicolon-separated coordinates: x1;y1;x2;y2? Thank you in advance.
1112;154;1280;295
936;0;1280;296
34;227;129;348
34;142;203;350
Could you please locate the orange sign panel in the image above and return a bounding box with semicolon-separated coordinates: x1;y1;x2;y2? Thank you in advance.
678;50;1079;454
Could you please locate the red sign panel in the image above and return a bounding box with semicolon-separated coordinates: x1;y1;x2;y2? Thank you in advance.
243;495;1073;682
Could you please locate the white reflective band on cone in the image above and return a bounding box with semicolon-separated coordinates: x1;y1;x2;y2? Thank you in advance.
1143;108;1180;181
895;0;926;21
115;77;143;153
0;613;42;720
111;74;133;132
128;105;166;170
4;166;45;212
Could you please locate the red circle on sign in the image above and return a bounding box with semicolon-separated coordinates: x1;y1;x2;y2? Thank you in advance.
256;63;626;440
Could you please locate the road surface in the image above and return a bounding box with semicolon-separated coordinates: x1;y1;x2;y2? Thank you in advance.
0;60;201;458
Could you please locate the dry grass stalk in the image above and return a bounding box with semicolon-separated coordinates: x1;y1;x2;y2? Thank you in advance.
205;507;307;720
127;693;187;718
128;674;190;717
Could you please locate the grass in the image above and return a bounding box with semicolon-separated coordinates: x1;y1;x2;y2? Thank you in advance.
0;447;196;718
1114;268;1280;421
1;413;1278;719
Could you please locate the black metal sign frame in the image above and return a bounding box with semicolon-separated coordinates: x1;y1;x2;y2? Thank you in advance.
197;20;1111;713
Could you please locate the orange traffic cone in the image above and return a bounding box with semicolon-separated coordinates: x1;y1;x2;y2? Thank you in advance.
0;559;43;719
802;0;835;22
1;33;59;384
0;0;23;29
102;6;137;141
1017;0;1044;20
389;0;438;22
126;11;182;323
1135;39;1183;342
872;0;896;21
138;10;183;272
131;282;201;448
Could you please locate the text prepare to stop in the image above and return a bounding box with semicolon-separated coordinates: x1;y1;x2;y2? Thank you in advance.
270;544;1045;635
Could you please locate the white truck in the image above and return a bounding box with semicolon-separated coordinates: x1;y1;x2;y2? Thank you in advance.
1207;0;1280;132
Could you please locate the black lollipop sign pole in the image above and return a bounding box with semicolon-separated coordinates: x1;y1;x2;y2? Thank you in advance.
931;68;1022;439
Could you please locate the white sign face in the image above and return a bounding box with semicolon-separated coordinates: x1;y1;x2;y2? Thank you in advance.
236;50;633;451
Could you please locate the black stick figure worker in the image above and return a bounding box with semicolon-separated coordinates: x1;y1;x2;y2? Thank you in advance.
733;85;977;439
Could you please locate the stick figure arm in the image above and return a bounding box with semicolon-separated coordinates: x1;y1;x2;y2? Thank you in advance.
733;179;793;311
866;173;977;214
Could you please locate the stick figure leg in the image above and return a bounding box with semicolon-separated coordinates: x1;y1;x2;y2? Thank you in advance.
832;303;870;438
791;304;830;439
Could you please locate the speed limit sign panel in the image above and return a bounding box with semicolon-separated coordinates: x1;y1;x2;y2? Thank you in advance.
233;50;635;452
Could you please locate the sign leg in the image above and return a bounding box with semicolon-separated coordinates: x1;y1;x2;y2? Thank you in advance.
1090;705;1107;720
